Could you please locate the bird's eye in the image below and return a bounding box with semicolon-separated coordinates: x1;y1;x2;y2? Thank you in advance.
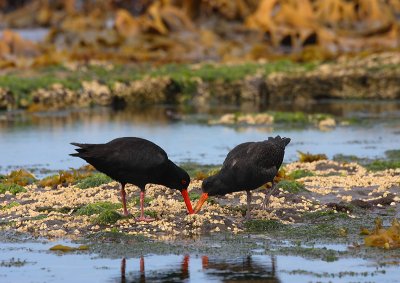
181;179;187;185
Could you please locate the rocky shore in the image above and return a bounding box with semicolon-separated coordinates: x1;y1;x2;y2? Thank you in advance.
0;52;399;111
1;160;399;245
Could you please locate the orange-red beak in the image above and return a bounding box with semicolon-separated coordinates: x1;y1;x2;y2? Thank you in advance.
194;193;208;213
181;189;194;214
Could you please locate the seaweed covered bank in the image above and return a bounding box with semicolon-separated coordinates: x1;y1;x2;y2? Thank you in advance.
0;52;399;110
0;160;399;245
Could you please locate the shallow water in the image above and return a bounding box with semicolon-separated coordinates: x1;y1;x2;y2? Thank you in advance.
1;240;399;283
0;28;48;42
1;102;400;174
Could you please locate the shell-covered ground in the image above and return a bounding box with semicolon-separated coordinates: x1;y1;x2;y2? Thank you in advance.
0;160;399;240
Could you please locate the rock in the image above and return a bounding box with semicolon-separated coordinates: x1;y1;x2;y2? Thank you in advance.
254;113;274;124
0;87;15;110
217;113;236;124
81;81;113;106
113;76;172;104
31;83;78;110
318;118;336;130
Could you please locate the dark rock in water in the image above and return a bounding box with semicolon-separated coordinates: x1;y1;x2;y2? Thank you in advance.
326;202;353;213
350;199;373;209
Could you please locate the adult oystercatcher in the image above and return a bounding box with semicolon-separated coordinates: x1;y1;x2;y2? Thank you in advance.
194;136;291;219
70;137;194;221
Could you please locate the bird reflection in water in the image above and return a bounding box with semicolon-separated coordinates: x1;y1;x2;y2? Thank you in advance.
118;254;279;282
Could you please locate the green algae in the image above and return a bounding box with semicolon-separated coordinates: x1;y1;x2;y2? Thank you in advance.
385;149;400;160
333;154;362;163
244;220;285;232
75;173;112;189
303;210;349;222
75;202;122;216
1;201;20;210
130;196;153;206
365;160;400;171
277;180;307;194
288;169;315;179
0;60;317;109
272;111;309;124
93;210;122;225
144;210;158;219
189;191;201;201
0;183;27;195
179;162;220;179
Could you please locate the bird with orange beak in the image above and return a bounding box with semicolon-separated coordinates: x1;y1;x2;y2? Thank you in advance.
71;137;194;221
194;136;291;219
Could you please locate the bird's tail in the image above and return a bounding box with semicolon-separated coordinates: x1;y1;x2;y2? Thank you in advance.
70;142;93;157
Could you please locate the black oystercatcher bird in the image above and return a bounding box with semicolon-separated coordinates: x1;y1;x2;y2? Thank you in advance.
194;136;291;219
70;137;194;221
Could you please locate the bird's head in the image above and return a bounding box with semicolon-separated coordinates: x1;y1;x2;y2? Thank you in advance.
194;175;227;213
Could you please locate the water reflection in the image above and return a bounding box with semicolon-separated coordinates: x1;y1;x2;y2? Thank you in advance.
1;102;400;172
118;255;279;283
1;100;400;130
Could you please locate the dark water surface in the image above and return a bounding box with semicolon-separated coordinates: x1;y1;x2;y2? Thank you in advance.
1;240;399;283
1;101;400;174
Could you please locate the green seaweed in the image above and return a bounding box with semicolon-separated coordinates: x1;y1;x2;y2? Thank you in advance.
303;210;349;221
244;219;285;232
75;202;122;216
0;60;317;109
0;201;20;210
76;173;112;189
30;214;48;221
144;210;158;219
0;183;27;195
333;154;362;163
365;160;400;171
385;150;400;161
130;196;153;206
179;162;221;179
93;210;123;225
288;170;315;179
189;192;201;201
271;111;309;124
277;180;307;194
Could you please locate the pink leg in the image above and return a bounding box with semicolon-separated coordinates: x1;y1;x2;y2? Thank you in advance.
120;183;129;216
140;256;145;274
140;256;145;282
135;191;155;222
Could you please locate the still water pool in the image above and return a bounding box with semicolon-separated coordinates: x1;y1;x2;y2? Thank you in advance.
1;240;399;283
1;103;399;174
0;242;400;283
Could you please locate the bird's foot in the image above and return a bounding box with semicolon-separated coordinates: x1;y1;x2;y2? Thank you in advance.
122;210;131;217
135;216;155;222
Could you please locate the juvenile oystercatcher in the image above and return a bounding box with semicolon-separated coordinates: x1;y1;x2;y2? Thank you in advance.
70;137;194;221
194;136;290;219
